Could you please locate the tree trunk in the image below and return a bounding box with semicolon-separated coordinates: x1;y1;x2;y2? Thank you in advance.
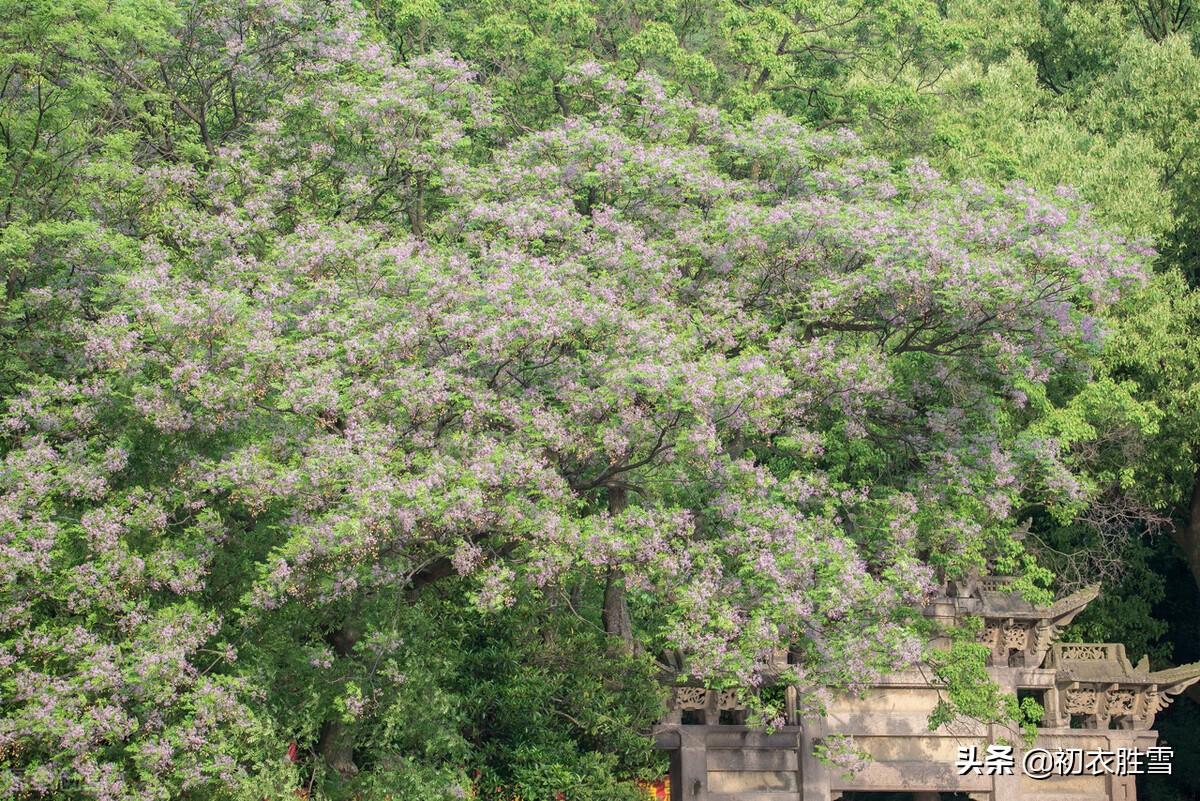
603;565;634;644
1174;466;1200;590
602;486;635;648
318;623;361;777
317;720;357;778
407;174;425;237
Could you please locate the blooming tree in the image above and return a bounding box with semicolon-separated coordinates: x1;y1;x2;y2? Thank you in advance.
0;1;1149;797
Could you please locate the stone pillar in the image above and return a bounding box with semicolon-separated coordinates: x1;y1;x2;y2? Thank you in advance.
799;716;831;801
1043;685;1066;727
678;728;708;801
669;747;682;801
988;723;1022;801
1106;731;1138;801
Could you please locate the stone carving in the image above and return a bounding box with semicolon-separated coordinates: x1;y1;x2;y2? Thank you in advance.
1003;624;1028;650
963;584;1100;667
1105;689;1136;716
1060;644;1108;661
675;687;709;709
1138;688;1170;729
717;689;741;710
1064;688;1097;714
979;576;1013;592
1046;642;1200;729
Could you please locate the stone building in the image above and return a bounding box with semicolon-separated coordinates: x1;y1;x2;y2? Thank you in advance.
652;577;1200;800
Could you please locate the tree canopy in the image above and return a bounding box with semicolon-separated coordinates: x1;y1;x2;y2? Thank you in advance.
3;0;1200;799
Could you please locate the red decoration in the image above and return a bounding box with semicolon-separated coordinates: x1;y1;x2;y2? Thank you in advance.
638;777;669;800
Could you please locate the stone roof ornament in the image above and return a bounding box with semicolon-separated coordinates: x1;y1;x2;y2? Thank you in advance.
935;575;1100;667
1044;642;1200;730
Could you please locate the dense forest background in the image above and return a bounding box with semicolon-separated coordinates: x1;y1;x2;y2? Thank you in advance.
3;0;1200;798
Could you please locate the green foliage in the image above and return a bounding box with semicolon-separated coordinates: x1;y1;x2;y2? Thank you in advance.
455;593;666;800
1055;531;1170;661
241;586;666;801
5;0;1200;797
927;624;1043;744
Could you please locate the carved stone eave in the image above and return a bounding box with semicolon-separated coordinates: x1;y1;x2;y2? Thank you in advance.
1147;662;1200;689
1047;643;1200;729
1024;584;1100;668
1140;664;1200;727
1046;584;1101;618
975;583;1099;621
963;583;1099;668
